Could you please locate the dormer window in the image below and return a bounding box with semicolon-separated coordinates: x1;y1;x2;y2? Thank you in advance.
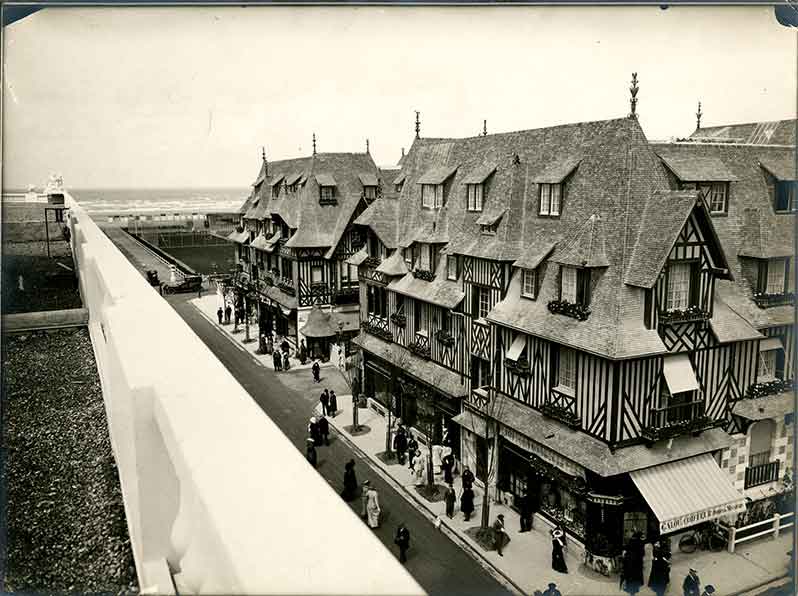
396;182;404;192
447;255;459;280
681;182;728;215
539;183;562;216
560;265;590;305
666;261;696;311
467;184;484;212
775;181;796;213
759;161;796;214
320;186;335;203
364;186;377;200
393;173;406;193
481;222;498;235
358;173;379;201
521;269;537;299
422;184;444;209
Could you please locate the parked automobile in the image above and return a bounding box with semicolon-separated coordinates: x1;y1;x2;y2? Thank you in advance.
161;274;202;294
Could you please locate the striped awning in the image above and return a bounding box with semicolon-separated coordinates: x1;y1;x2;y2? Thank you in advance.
662;354;700;394
630;453;746;534
760;337;784;352
506;334;526;361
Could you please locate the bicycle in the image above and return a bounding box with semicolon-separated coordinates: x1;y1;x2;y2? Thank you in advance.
678;522;727;553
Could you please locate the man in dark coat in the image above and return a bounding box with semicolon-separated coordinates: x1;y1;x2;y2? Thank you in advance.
320;389;329;416
683;568;701;596
306;439;317;469
217;307;223;324
273;350;282;371
308;417;322;446
624;531;645;593
318;415;330;446
407;435;419;468
280;338;290;353
283;350;291;371
328;390;338;417
542;583;562;596
461;487;475;521
493;514;506;556
341;459;357;501
444;483;456;518
394;425;408;465
461;466;475;490
441;449;455;485
312;360;321;384
519;488;532;532
648;546;671;596
395;523;411;563
224;304;232;324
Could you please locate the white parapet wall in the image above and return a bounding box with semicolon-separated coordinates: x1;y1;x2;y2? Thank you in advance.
65;195;425;596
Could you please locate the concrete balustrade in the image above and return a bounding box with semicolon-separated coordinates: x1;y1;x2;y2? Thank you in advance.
66;195;425;595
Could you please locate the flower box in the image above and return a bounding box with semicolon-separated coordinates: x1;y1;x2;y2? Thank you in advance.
390;312;407;327
435;329;455;346
540;403;581;429
408;341;431;360
658;306;709;324
753;292;795;309
746;379;793;400
640;415;720;442
504;359;530;375
363;256;381;269
413;269;435;282
547;300;591;321
361;320;392;342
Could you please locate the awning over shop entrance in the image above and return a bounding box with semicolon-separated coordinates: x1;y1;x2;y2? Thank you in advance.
630;453;746;534
451;411;493;439
662;354;700;395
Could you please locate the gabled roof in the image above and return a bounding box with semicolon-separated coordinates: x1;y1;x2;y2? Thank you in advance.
300;306;338;338
462;163;498;184
759;159;795;181
354;197;401;249
392;172;407;186
316;173;336;186
659;154;737;182
625;191;730;288
417;165;458;185
738;208;794;259
270;174;285;187
513;239;557;270
285;172;303;186
376;250;409;277
358;173;379;187
551;214;609;268
532;157;581;184
689;120;796;146
475;208;507;227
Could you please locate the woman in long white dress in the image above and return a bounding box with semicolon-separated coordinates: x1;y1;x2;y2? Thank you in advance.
366;485;381;528
414;450;427;485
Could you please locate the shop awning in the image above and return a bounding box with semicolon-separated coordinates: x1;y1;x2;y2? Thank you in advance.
451;411;493;438
506;334;526;361
300;306;338;338
662;354;700;395
760;337;784;352
630;453;746;534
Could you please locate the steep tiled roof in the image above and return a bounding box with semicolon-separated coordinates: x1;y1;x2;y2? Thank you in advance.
759;158;795;180
689;120;796;146
300;306;338;338
513;239;557;270
354;197;401;249
552;214;609;268
532;157;581;183
653;140;796;329
376;250;409;277
659;155;737;182
710;297;762;344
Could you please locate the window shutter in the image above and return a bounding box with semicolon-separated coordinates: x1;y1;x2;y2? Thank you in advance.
471;287;480;317
550;344;560;388
689;262;700;307
776;343;786;379
643;288;653;329
577;269;591;305
757;260;768;294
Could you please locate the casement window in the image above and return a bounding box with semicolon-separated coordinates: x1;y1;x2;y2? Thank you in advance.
707;183;728;214
467;184;484;212
310;265;323;284
414;303;428;333
481;222;499;235
560;266;580;303
447;255;459;280
422;184;444;209
748;421;775;468
363;186;377;200
472;356;491;389
367;285;388;318
766;258;787;294
403;247;413;268
320;186;335;202
759;349;777;381
471;285;491;320
539;183;562;216
521;268;537;299
775;181;796;213
418;244;431;271
557;347;577;394
666;262;692;311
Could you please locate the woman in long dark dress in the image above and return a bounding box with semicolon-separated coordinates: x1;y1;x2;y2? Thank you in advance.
551;528;568;573
648;546;670;596
341;459;358;501
306;439;317;469
460;487;475;521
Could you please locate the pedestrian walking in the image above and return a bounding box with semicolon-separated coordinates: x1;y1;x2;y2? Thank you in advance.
273;350;282;371
217;307;223;324
551;528;568;573
493;514;506;556
444;483;456;518
683;568;701;596
318;415;330;446
312;359;321;384
365;483;381;528
225;304;232;324
341;459;357;501
299;339;308;365
198;284;203;298
283;349;291;371
441;447;455;485
394;425;408;465
461;466;475;490
519;488;532;532
542;583;562;596
308;417;322;446
461;486;475;521
320;389;329;416
648;547;671;596
306;438;317;468
407;435;419;468
621;548;642;594
414;450;427;485
280;338;290;354
361;480;370;519
328;390;338;417
394;523;411;563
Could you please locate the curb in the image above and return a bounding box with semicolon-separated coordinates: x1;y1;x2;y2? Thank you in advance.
325;408;526;596
729;574;793;596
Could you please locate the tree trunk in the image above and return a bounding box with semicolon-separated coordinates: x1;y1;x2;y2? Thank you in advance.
353;397;359;431
426;422;435;488
385;400;393;454
480;418;492;529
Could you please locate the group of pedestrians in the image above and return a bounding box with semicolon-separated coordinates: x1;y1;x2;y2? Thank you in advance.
319;389;338;417
339;458;412;564
305;415;330;468
272;338;292;371
216;303;232;325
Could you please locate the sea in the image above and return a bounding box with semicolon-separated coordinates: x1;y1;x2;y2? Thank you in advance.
68;187;249;216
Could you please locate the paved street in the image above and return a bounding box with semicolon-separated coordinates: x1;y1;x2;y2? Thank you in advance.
167;295;513;596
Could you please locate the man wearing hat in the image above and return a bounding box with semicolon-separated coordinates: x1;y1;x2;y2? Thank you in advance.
683;568;701;596
542;582;562;596
305;438;317;469
493;514;506;556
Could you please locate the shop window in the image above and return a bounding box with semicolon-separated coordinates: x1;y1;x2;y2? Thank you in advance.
623;511;648;544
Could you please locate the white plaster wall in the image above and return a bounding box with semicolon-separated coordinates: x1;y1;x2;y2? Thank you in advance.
721;417;793;496
67;196;425;595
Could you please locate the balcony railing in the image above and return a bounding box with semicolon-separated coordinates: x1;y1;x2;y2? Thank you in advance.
745;378;794;400
640;399;720;442
745;460;781;489
753;292;795;309
469;386;491;409
658;306;710;324
333;287;359;305
541;390;581;429
412;269;435;282
361;315;392;342
277;276;295;296
408;332;431;359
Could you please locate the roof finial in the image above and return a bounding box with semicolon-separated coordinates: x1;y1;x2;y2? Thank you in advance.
415;111;421;139
366;138;370;154
482;119;487;136
696;100;703;130
629;72;639;119
312;133;317;156
401;147;405;158
262;146;268;175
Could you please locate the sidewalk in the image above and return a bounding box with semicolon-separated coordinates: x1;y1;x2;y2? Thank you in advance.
321;394;793;596
190;294;334;373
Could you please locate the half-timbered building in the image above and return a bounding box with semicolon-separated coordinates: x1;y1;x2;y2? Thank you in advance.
229;147;386;356
653;118;796;506
352;114;768;574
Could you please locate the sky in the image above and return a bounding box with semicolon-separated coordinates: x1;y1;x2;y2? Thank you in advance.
3;6;795;189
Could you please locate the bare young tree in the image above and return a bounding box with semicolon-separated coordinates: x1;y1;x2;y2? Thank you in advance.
338;349;362;431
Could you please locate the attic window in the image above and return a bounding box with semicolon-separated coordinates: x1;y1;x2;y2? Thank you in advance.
396;181;404;192
775;181;797;213
481;222;499;236
681;182;728;215
521;269;537;299
560;265;590;305
422;184;444;209
467;184;484;212
364;186;378;200
447;255;459;280
319;186;336;205
539;183;562;216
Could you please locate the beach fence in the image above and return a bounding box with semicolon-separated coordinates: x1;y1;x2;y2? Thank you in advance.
723;512;794;553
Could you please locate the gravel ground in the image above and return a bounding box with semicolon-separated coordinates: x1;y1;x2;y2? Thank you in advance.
2;328;138;594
